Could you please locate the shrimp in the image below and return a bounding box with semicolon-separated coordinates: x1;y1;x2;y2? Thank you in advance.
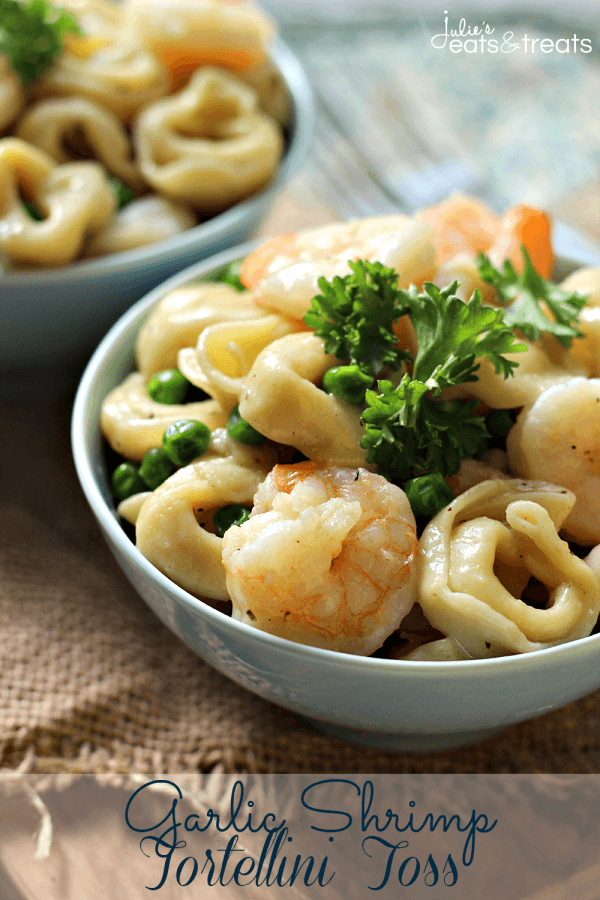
239;215;438;321
488;203;553;278
507;377;600;545
221;462;419;655
417;192;500;265
419;193;554;279
561;267;600;377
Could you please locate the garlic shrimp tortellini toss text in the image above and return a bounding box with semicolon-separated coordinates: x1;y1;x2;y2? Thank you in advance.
0;0;287;267
101;195;600;660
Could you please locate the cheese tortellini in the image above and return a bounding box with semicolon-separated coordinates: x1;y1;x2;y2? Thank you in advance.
17;97;144;190
0;56;24;134
1;0;286;267
135;67;284;213
84;195;196;257
101;371;227;460
419;479;600;657
239;332;368;467
0;138;115;266
135;430;277;600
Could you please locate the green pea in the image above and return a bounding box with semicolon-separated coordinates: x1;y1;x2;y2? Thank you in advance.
322;365;373;405
111;462;147;501
404;472;455;518
213;504;250;537
226;405;265;445
147;368;189;405
139;447;175;490
486;409;515;439
162;419;211;466
109;177;136;210
23;200;44;221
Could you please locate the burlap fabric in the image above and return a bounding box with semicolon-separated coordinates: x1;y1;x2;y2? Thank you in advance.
2;387;600;776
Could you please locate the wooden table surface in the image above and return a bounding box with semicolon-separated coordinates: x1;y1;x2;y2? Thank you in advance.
259;6;600;242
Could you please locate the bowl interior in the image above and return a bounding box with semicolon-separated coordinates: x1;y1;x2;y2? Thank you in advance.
72;229;600;652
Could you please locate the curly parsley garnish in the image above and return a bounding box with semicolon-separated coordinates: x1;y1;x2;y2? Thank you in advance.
401;280;521;386
477;248;587;348
360;281;524;482
303;260;411;381
361;380;489;484
303;260;529;486
0;0;81;86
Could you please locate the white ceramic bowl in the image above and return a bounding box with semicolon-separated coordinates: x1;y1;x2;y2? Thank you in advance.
72;230;600;753
1;39;314;398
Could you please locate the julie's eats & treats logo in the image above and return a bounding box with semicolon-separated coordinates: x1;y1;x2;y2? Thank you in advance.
431;11;593;54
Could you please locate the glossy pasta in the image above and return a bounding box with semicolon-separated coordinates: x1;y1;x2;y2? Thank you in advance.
0;57;24;134
178;311;298;411
17;97;144;189
418;479;600;657
238;332;369;467
134;67;284;213
101;371;227;460
84;195;196;257
1;0;286;267
135;430;277;599
0;138;115;266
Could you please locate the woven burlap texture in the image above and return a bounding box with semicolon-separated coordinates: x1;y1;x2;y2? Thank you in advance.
2;398;600;775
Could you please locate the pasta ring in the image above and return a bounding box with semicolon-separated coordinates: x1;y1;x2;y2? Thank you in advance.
0;56;24;134
101;372;227;461
135;282;266;380
84;195;196;257
0;138;116;267
134;67;284;213
34;39;170;122
17;97;144;190
136;438;276;600
418;478;600;657
178;311;297;412
239;332;368;467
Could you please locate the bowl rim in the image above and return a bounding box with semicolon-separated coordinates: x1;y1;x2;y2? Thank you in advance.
2;37;315;284
72;237;600;675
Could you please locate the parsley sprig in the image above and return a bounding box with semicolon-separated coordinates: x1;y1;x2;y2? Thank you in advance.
359;282;524;481
361;381;488;483
401;281;521;386
477;248;587;348
304;252;587;486
303;260;410;380
303;260;528;484
0;0;80;86
108;177;136;211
